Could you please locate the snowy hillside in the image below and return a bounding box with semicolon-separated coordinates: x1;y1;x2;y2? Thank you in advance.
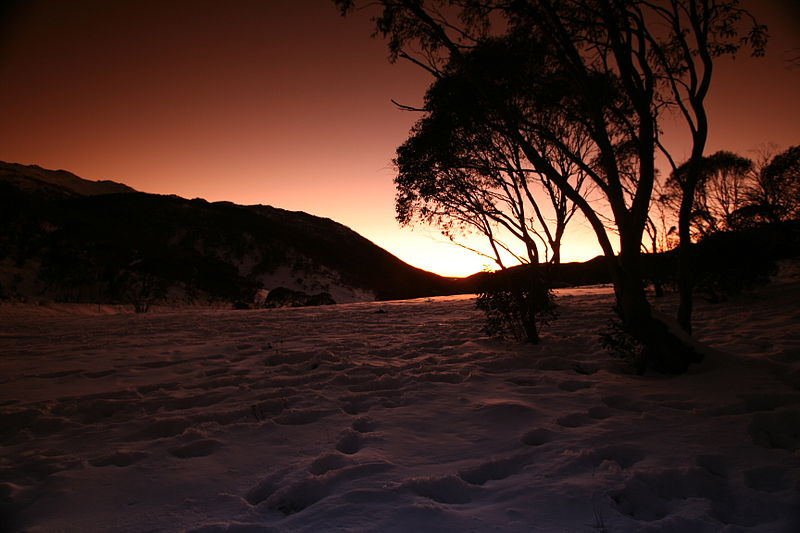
1;278;799;532
0;162;455;306
0;161;136;198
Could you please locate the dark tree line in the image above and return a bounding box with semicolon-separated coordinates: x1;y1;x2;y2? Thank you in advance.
662;145;800;241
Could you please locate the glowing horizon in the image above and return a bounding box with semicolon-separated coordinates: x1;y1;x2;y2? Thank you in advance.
1;0;797;278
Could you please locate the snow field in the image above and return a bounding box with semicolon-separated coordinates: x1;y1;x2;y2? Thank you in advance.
1;284;799;532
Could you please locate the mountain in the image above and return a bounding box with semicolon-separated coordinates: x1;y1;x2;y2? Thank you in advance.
0;161;136;197
0;161;459;307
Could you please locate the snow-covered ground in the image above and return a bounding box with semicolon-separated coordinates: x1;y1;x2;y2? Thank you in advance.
1;278;799;532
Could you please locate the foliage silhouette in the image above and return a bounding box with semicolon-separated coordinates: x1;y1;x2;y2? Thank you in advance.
395;33;589;269
475;266;557;344
600;318;646;374
665;151;754;239
741;145;800;225
338;0;766;372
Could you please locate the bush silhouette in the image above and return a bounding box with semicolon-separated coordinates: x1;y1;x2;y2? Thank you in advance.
476;267;556;343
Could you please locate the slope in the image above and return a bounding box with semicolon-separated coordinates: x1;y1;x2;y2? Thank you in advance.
0;162;456;306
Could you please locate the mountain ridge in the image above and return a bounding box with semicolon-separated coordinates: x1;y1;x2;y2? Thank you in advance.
0;161;460;307
0;161;137;197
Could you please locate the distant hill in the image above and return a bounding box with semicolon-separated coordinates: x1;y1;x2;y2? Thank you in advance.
0;161;459;307
0;161;136;197
461;256;614;291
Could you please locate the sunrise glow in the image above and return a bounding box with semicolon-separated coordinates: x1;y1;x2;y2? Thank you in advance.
3;2;800;531
0;0;797;276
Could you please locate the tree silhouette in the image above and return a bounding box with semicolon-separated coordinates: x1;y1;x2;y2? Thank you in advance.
394;56;589;341
744;145;800;224
338;0;766;372
394;39;591;269
664;151;754;239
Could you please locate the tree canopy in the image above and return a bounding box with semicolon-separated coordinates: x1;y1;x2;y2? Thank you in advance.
750;145;800;223
394;33;591;267
338;0;767;372
664;150;754;238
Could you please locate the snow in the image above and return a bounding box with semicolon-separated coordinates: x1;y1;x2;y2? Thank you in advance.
1;278;799;532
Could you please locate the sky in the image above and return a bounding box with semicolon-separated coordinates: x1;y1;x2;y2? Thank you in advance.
1;0;798;277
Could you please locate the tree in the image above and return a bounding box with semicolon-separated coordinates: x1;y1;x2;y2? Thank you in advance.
664;150;754;239
338;0;766;372
394;50;590;343
394;42;591;270
743;145;800;224
699;152;754;232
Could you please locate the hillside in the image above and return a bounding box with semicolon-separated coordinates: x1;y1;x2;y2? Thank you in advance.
0;161;457;307
0;161;137;197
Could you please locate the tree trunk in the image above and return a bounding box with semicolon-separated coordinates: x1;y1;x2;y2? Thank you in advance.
653;280;665;298
677;183;695;334
521;261;545;344
615;243;653;338
614;236;702;374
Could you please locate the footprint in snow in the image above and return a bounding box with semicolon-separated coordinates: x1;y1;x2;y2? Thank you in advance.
308;453;352;475
534;356;577;371
458;454;530;485
748;408;800;451
83;369;114;378
184;522;278;533
556;412;595;428
129;417;192;440
520;427;557;446
740;392;800;413
351;416;376;433
592;445;646;469
695;454;730;477
267;463;395;516
609;466;737;525
340;401;370;415
400;475;473;504
168;439;223;459
602;395;647;413
558;380;594;392
474;399;538;423
744;465;792;492
336;429;362;454
339;393;378;415
273;408;335;426
267;477;330;515
89;450;149;467
587;406;613;420
245;471;286;505
347;374;407;393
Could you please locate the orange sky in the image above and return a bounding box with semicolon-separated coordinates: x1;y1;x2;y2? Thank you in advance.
1;0;798;277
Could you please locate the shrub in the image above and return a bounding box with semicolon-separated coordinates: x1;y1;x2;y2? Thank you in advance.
113;268;163;313
476;267;556;343
693;229;777;301
599;318;646;374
